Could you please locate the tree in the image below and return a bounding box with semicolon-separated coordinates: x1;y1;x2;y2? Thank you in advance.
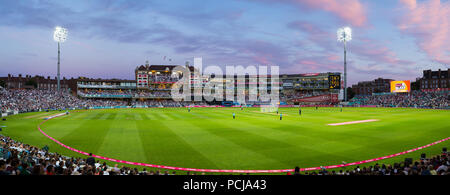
0;80;5;88
411;81;420;90
347;87;356;100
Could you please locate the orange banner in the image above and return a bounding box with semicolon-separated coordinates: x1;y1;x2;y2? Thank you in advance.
390;80;410;93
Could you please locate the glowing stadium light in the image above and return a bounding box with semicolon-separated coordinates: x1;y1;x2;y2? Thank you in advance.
337;27;352;42
53;26;68;43
53;26;68;91
337;27;352;102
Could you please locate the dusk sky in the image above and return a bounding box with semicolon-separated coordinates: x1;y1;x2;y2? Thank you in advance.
0;0;449;85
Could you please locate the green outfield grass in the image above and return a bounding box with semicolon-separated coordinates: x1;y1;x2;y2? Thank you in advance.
1;107;449;174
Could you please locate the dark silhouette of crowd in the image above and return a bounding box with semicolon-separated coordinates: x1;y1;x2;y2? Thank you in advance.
290;152;449;175
0;135;176;175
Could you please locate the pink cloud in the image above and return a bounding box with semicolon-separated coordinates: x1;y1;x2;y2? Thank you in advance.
292;0;367;27
327;54;339;61
351;39;414;70
287;20;336;51
398;0;450;64
257;0;367;26
300;60;318;65
252;55;270;65
399;0;417;9
286;20;415;81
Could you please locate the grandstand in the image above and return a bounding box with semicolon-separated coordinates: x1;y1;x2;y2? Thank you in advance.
348;90;449;109
280;73;342;104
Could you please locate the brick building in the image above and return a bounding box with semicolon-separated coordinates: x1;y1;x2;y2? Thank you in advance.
418;69;449;90
0;74;77;91
351;78;393;95
135;61;195;89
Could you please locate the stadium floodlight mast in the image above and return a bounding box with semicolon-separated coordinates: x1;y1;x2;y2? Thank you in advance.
337;27;352;102
53;26;68;92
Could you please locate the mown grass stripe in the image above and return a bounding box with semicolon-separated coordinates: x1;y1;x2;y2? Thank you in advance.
136;120;220;169
57;119;112;154
96;118;148;163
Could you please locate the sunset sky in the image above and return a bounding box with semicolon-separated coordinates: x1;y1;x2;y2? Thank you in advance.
0;0;449;84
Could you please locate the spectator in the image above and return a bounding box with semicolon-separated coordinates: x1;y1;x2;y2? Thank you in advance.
86;153;95;167
294;166;300;175
0;160;8;175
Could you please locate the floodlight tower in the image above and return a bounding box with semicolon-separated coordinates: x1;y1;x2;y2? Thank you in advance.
53;26;68;92
337;27;352;102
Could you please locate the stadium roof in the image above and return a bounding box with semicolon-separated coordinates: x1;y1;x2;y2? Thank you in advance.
135;64;196;72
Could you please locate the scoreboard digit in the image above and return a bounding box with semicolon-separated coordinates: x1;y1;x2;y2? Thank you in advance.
328;75;341;89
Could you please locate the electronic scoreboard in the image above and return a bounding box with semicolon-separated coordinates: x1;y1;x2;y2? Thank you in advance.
328;74;341;89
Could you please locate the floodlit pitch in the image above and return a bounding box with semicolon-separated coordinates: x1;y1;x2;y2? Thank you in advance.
2;107;449;173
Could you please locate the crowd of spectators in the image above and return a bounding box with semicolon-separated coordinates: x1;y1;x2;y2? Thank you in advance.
291;152;449;175
2;88;448;113
132;100;207;107
0;89;129;113
0;135;175;175
1;134;448;175
350;90;449;108
78;90;172;98
83;99;128;107
78;90;132;96
149;75;180;82
148;86;171;91
134;91;171;98
282;90;331;101
0;89;206;113
1;89;84;112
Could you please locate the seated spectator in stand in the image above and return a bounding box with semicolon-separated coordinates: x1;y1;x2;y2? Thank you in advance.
86;153;95;167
